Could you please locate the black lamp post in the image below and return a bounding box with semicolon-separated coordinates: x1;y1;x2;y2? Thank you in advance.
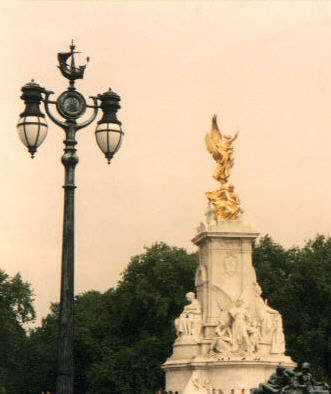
17;42;124;394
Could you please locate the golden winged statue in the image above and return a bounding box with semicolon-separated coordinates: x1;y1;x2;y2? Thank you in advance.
205;115;241;221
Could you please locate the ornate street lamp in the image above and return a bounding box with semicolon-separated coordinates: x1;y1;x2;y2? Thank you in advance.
17;42;124;394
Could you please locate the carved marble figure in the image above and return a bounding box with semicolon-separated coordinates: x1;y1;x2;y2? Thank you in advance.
254;283;286;354
247;317;262;354
175;292;202;340
229;299;251;353
210;319;233;355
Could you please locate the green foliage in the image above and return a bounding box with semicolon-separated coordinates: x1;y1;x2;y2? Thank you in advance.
253;235;291;301
110;242;198;341
0;271;35;324
23;236;330;391
23;303;59;394
82;243;198;393
0;270;35;393
253;235;331;382
25;243;198;393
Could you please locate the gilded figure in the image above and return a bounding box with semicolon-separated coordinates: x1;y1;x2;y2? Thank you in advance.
205;115;241;221
205;115;238;184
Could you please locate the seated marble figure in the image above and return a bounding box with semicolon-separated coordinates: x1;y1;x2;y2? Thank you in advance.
175;292;202;340
210;319;233;355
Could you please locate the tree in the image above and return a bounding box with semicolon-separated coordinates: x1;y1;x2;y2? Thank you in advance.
25;243;198;393
24;236;331;391
84;243;198;393
253;235;331;382
0;270;35;393
74;290;107;393
24;303;59;394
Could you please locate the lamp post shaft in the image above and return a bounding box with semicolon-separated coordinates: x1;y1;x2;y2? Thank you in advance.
17;44;124;394
56;125;78;394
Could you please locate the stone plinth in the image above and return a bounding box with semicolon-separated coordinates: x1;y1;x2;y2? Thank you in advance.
164;357;294;394
193;220;259;337
163;217;295;394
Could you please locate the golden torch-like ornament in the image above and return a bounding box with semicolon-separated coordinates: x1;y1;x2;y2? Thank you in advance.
205;115;241;221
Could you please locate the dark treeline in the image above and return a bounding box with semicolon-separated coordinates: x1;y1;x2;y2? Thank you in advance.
1;235;330;393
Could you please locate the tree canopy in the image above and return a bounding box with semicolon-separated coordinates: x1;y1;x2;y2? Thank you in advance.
79;243;198;393
25;243;198;393
253;235;331;381
0;270;35;393
7;235;331;393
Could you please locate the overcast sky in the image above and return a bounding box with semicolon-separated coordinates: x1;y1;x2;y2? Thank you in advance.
1;0;331;323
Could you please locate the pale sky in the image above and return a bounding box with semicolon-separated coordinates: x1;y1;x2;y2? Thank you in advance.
1;0;331;323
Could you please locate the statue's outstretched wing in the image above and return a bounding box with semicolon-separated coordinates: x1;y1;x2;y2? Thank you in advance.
231;130;239;143
205;114;223;162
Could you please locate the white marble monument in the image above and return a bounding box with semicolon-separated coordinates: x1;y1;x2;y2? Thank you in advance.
162;117;295;394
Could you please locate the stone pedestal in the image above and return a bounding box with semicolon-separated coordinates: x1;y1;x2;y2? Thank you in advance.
163;216;295;394
164;358;294;394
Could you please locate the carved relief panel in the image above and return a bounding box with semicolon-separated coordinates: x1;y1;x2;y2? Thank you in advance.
199;242;209;265
212;250;243;304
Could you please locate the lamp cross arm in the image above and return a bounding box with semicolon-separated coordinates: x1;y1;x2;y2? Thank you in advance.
43;90;68;128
